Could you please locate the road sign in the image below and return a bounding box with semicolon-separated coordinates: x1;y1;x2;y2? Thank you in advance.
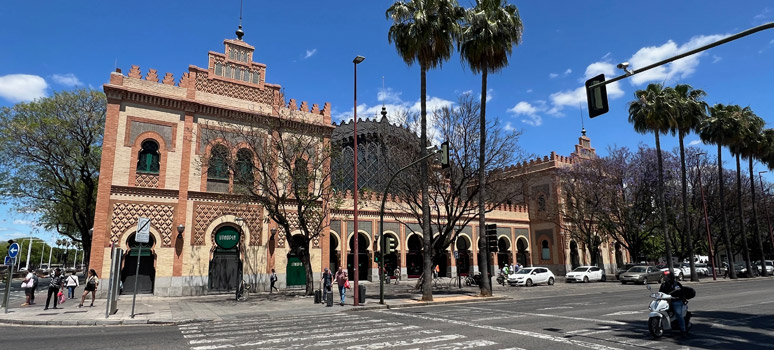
585;73;609;118
136;217;150;243
7;243;19;258
4;256;13;266
214;228;240;249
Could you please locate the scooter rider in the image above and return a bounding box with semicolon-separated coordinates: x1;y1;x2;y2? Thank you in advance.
659;272;687;336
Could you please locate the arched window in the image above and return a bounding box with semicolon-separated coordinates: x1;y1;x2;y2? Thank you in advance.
541;240;550;260
235;149;254;185
208;145;229;181
293;158;309;196
225;65;232;79
239;51;246;62
252;71;260;84
136;140;160;174
240;68;247;81
215;62;222;76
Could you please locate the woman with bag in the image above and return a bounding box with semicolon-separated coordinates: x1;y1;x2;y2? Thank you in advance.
79;269;99;307
21;271;35;306
65;271;79;299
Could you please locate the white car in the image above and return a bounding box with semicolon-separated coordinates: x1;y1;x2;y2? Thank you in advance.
656;263;685;280
754;260;774;275
566;265;606;283
694;263;710;276
508;267;555;287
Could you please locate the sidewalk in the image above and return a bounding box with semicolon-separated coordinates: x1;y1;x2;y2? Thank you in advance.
0;278;505;326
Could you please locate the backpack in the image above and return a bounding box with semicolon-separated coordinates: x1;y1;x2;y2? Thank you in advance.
681;286;696;300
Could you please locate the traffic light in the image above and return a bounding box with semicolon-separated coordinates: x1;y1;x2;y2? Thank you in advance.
374;251;381;263
440;141;450;169
585;73;609;118
485;224;498;253
385;236;396;255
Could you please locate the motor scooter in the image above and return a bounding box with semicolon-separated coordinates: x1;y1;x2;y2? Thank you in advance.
496;272;506;286
646;285;692;338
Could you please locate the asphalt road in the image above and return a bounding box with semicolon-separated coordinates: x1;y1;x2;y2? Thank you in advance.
1;278;772;349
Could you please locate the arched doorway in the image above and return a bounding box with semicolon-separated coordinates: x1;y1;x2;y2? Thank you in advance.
208;225;242;292
122;233;156;294
406;234;423;278
287;235;307;287
435;251;448;277
384;233;399;278
516;237;529;266
570;241;581;269
330;234;340;273
347;232;369;281
497;237;511;270
592;236;604;268
456;237;471;276
615;242;624;268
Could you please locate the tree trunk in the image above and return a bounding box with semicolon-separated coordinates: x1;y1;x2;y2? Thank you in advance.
749;157;769;277
655;132;675;275
718;144;737;278
302;243;314;296
736;153;754;277
478;69;492;297
420;67;433;301
679;134;699;281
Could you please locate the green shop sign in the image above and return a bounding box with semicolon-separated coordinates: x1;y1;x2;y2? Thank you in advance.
215;227;240;249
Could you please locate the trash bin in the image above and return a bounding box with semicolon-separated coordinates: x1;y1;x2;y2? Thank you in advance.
358;285;366;304
314;289;321;304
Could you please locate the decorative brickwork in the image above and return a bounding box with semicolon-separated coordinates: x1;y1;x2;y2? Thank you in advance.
192;202;262;246
145;69;159;82
135;174;159;188
195;71;274;104
162;72;175;85
110;202;175;247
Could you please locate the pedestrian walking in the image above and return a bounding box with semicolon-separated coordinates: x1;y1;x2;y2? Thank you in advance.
44;268;63;310
21;271;34;306
65;271;79;299
269;269;279;294
393;267;400;285
321;267;332;306
334;267;348;306
30;273;38;305
79;269;99;307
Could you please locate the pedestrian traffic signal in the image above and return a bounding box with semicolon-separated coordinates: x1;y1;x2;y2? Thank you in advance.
374;251;382;263
485;224;498;253
585;73;609;118
440;141;450;169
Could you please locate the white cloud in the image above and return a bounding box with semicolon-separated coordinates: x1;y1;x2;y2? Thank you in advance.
688;139;702;146
712;55;722;63
628;34;728;85
549;73;559;79
504;122;515;131
508;101;543;126
51;73;82;87
0;74;48;102
564;69;572;75
526;89;533;93
479;88;494;103
304;49;317;59
377;87;402;104
13;219;34;225
547;62;624;116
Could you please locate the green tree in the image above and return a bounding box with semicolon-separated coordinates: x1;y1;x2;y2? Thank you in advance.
669;84;708;281
743;122;769;277
628;83;677;276
387;0;463;301
459;0;522;297
698;104;741;278
0;89;105;271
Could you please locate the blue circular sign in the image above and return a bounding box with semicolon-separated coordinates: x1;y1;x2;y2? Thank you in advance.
8;243;20;258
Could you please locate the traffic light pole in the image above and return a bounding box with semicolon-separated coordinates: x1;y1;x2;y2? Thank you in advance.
379;148;442;304
588;22;774;92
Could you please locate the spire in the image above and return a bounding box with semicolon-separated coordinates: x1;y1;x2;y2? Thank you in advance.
235;0;244;40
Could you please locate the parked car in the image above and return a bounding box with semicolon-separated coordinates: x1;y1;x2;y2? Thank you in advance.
508;267;555;287
754;260;773;275
619;265;664;284
693;263;710;276
734;263;760;277
566;266;606;283
616;263;647;280
656;263;685;280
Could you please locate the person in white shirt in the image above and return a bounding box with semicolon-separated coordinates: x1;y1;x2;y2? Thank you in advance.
65;271;79;299
21;271;35;306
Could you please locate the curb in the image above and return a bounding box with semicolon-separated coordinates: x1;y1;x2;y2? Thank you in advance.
347;295;510;312
0;317;215;326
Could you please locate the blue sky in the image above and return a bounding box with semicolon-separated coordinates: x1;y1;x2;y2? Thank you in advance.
1;1;774;243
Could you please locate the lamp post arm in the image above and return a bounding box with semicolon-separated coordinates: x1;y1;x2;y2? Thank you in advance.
379;148;440;304
589;22;774;89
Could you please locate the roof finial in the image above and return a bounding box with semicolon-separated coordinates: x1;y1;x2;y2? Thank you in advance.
579;103;586;136
235;0;244;40
380;76;387;121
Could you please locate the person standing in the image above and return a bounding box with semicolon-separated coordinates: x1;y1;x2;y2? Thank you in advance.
393;267;400;285
21;271;34;306
320;267;332;306
30;272;38;305
65;271;79;299
79;269;99;307
269;269;279;294
334;267;347;306
44;268;63;310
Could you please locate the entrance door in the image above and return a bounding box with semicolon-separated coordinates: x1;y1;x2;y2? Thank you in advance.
286;256;306;286
121;234;156;294
209;248;241;291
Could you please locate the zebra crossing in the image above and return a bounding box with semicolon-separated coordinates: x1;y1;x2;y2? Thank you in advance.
177;312;505;350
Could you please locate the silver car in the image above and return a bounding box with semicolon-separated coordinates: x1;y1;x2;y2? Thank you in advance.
619;266;664;285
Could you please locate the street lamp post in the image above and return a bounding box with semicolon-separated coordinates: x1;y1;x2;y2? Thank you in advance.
758;171;774;252
352;55;365;306
697;152;717;280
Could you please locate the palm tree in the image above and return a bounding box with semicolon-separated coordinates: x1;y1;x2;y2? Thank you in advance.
387;0;462;301
743;119;769;277
628;83;678;277
727;105;760;277
669;84;708;281
698;104;739;278
458;0;522;297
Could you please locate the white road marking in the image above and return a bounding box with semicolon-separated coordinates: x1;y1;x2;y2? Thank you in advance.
401;340;498;350
313;329;441;348
344;334;467;349
379;310;624;350
458;305;627;326
603;311;641;316
183;319;386;339
538;306;574;310
471;314;525;322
